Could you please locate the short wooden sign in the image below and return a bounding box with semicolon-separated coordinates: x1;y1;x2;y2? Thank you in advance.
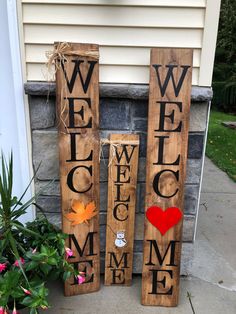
104;134;139;285
142;48;193;306
56;42;100;296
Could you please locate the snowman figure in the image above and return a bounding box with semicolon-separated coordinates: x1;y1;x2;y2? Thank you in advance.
115;231;127;248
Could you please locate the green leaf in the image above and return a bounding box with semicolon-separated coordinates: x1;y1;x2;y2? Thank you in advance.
21;296;34;306
30;308;37;314
26;261;39;271
47;257;58;266
40;245;48;255
63;271;72;281
39;263;52;275
12;222;43;238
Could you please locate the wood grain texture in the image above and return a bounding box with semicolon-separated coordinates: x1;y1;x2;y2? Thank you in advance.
104;134;139;285
141;48;193;306
56;42;100;296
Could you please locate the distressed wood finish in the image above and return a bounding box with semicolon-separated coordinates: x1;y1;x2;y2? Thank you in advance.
142;48;193;306
104;134;139;285
56;42;100;296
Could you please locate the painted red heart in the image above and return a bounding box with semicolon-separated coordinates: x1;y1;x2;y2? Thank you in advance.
146;206;183;235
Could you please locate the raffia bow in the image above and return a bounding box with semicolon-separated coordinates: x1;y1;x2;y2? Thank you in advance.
45;42;99;132
46;41;99;75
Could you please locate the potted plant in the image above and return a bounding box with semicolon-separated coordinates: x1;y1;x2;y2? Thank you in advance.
0;154;86;313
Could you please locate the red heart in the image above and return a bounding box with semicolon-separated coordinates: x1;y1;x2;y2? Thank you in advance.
146;206;183;235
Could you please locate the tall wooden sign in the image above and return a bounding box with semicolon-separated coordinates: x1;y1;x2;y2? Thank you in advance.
104;134;139;285
56;43;100;296
142;48;193;306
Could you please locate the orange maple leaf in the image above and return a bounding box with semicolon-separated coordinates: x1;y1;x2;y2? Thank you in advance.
65;200;97;225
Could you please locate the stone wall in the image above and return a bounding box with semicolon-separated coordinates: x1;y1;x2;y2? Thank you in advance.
25;83;212;275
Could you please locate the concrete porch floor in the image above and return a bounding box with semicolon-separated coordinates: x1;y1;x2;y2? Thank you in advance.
39;157;236;313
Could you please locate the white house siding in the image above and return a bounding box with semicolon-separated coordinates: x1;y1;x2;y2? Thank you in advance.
19;0;221;86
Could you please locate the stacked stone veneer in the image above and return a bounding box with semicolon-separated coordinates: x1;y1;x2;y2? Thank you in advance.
25;83;212;275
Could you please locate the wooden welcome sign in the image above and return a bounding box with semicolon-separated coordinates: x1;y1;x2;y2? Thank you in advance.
56;43;100;296
142;48;193;306
104;134;139;285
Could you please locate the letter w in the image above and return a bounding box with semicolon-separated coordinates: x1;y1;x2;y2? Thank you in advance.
115;145;137;163
61;60;97;94
153;64;190;97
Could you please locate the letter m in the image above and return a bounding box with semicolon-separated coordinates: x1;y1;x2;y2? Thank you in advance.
107;252;129;268
153;64;190;97
145;240;179;266
69;232;97;257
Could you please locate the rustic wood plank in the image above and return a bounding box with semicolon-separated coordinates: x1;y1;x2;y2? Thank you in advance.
142;48;193;306
104;134;139;285
55;42;100;296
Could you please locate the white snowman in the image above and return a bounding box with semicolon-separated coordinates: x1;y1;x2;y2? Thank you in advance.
115;231;127;248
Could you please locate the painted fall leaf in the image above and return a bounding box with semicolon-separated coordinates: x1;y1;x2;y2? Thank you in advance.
65;200;97;225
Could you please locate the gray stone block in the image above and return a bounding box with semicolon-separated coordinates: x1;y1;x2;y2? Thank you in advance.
188;133;205;159
184;184;200;215
137;158;146;182
136;183;145;213
183;215;195;242
29;95;56;129
190;102;209;132
35;180;60;196
25;82;213;102
25;82;56;96
132;118;147;132
191;86;213;102
100;83;149;99
138;132;147;157
32;130;59;180
37;196;61;213
100;183;108;212
100;159;108;182
131;100;148;118
185;159;202;184
137;183;145;213
100;98;131;130
41;213;61;227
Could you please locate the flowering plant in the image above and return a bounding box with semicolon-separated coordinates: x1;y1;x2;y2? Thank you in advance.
0;154;85;313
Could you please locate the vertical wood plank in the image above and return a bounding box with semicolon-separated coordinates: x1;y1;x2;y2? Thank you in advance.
104;134;139;285
56;42;100;296
142;48;193;306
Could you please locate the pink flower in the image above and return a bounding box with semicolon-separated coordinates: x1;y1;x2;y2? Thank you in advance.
76;272;86;285
0;307;5;314
13;257;25;267
12;306;20;314
32;248;37;254
0;308;9;314
0;263;7;273
65;247;73;259
21;286;31;295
